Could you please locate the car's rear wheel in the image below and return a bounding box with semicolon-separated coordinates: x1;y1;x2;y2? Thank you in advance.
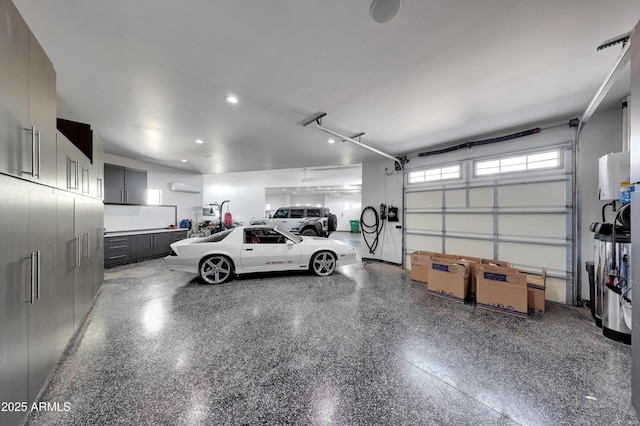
301;228;319;236
311;251;337;276
199;255;234;284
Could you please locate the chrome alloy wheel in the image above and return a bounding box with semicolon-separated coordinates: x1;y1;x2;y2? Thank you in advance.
199;255;233;284
311;251;337;276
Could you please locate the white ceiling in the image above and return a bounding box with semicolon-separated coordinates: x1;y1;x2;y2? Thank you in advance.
14;0;640;174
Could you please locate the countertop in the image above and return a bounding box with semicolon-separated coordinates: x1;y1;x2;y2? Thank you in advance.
104;228;189;237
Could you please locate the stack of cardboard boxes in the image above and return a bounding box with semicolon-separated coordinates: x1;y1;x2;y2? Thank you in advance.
410;251;546;318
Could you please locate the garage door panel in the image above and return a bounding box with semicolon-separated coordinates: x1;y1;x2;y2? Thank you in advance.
445;238;493;258
498;242;566;274
499;214;566;239
406;234;441;253
406;191;441;209
406;213;441;231
445;189;466;208
498;182;566;207
447;213;492;234
469;187;493;208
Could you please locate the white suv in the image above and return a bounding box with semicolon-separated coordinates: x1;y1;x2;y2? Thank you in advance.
256;206;337;237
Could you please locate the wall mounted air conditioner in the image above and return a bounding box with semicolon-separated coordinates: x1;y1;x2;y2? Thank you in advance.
169;182;201;194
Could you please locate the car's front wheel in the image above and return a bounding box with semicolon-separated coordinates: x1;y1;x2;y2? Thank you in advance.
301;228;319;236
311;251;337;276
199;255;234;284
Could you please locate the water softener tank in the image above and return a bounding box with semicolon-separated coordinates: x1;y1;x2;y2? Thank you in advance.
594;232;632;344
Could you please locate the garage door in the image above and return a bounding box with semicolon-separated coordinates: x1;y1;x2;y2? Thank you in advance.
405;142;572;304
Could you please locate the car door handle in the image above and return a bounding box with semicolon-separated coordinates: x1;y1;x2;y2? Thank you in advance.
244;248;253;251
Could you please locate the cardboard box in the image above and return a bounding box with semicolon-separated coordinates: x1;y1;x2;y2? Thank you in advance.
481;258;510;268
476;265;528;318
410;251;458;285
427;258;469;303
410;251;438;284
458;255;482;299
522;269;546;315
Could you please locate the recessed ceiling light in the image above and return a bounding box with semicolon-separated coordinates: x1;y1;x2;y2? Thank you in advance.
328;138;335;144
181;159;187;162
226;95;238;104
195;139;203;144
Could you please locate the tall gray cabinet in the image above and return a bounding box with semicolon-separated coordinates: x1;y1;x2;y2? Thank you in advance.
0;1;104;424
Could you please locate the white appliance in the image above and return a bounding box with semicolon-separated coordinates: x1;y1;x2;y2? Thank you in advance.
598;152;630;200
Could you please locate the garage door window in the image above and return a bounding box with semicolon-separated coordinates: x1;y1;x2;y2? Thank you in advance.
475;149;560;176
409;164;461;184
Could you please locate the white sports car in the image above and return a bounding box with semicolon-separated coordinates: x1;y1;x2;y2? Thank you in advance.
164;225;358;284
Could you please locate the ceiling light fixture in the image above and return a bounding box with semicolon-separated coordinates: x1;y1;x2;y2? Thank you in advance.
195;139;203;144
226;95;239;104
181;159;187;162
370;0;401;24
328;138;335;144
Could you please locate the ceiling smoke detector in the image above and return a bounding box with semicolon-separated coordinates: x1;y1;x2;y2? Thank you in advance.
370;0;401;24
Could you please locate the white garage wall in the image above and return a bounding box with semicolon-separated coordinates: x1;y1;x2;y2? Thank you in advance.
361;158;403;264
325;193;363;232
103;153;203;221
202;166;362;225
577;106;623;302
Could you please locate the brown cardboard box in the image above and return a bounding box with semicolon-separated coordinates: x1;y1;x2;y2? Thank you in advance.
458;255;482;299
523;269;546;315
410;251;438;284
476;265;528;318
481;258;510;268
410;251;458;285
427;258;469;303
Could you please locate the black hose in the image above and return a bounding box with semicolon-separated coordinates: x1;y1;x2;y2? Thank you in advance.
361;206;381;255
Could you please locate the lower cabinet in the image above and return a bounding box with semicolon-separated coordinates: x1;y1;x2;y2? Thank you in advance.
106;230;187;266
0;177;103;425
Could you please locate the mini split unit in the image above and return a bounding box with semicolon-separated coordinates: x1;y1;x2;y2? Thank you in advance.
169;182;201;193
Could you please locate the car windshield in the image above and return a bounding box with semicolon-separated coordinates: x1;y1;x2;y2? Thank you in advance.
274;226;303;243
196;229;233;243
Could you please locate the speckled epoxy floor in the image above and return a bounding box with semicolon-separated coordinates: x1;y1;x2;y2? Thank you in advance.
21;233;638;425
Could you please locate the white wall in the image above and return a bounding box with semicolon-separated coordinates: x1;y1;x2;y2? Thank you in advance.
290;193;325;206
577;105;623;301
361;158;403;264
104;153;203;222
203;166;361;225
325;193;363;232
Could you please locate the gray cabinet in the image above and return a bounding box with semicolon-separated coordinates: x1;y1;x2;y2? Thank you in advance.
73;197;94;330
0;0;56;186
130;233;154;262
56;131;91;195
92;201;104;295
27;190;58;400
104;235;130;267
0;181;29;426
92;132;104;200
104;164;147;204
105;230;186;266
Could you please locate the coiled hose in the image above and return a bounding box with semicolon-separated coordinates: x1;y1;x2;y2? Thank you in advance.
361;206;382;254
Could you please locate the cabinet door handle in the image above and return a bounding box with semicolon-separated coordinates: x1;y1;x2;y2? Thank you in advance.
85;233;90;259
36;130;41;178
125;190;128;204
120;189;124;203
75;235;81;268
26;252;36;303
68;158;79;190
82;168;90;194
97;178;103;198
23;126;37;177
36;250;41;300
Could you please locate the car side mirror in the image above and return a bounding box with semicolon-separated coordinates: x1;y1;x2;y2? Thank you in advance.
286;239;294;246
